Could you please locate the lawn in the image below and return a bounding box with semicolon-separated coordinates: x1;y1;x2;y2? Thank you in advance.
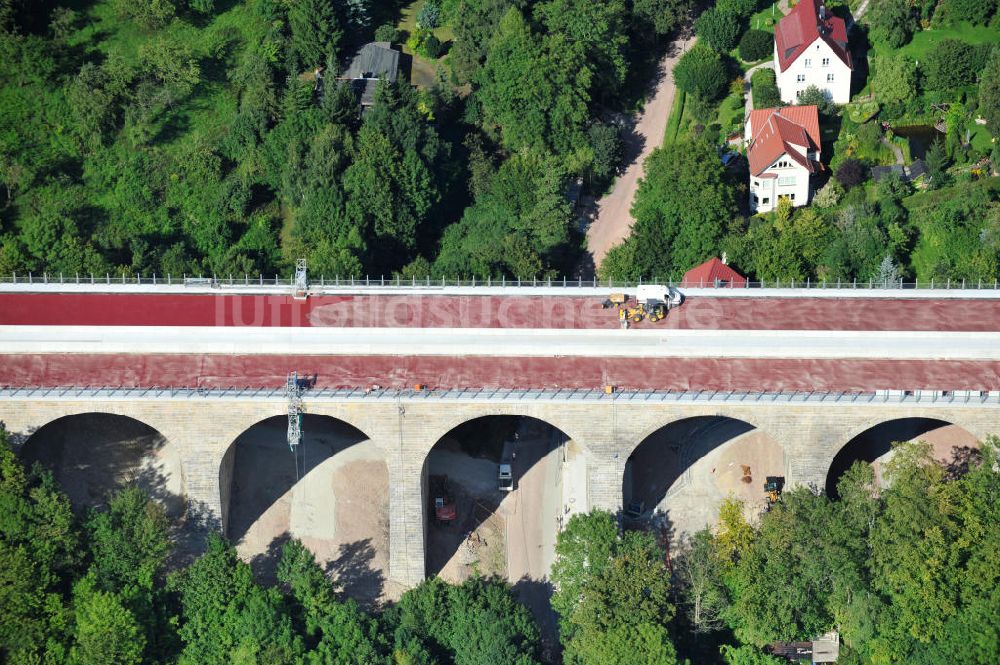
748;2;781;33
871;22;1000;60
396;0;455;88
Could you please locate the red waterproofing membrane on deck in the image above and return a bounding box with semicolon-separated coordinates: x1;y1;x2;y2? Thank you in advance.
2;293;1000;330
2;354;998;391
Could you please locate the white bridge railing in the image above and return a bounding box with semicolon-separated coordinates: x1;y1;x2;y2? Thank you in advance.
2;386;998;406
2;272;1000;291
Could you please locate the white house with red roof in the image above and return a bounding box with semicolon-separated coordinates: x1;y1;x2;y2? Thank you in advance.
745;105;822;213
773;0;852;104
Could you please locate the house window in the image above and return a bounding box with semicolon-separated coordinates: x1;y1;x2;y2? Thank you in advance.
777;176;795;186
797;74;806;82
804;58;812;68
762;197;770;205
753;180;759;188
752;194;759;203
791;193;795;200
827;73;834;82
822;57;830;66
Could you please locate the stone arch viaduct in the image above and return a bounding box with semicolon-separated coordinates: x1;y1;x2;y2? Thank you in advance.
3;391;997;588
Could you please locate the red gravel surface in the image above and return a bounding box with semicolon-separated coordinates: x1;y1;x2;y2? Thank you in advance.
2;293;1000;331
3;353;998;391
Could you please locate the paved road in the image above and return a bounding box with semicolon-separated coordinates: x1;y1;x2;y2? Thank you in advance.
583;35;695;270
6;325;1000;360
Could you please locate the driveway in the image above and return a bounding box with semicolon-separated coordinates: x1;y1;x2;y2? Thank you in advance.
582;34;695;272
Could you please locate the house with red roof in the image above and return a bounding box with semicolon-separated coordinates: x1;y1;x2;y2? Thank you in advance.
681;257;747;288
745;105;822;213
773;0;852;104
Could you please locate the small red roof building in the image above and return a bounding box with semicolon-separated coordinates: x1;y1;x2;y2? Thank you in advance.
681;257;747;288
746;105;822;177
774;0;852;73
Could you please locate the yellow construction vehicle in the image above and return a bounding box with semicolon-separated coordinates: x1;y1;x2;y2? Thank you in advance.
764;476;785;508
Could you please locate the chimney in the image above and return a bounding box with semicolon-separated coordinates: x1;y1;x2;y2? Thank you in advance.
819;4;826;19
722;252;728;265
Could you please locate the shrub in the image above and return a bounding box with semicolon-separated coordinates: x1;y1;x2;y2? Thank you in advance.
798;85;836;115
751;68;781;109
695;7;742;52
739;29;773;62
416;0;440;29
835;158;866;189
374;23;399;43
923;39;991;93
423;34;442;58
674;44;729;101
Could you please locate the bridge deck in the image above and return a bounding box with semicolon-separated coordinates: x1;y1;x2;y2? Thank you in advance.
3;291;1000;391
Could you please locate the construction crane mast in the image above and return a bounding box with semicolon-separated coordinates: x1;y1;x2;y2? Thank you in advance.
293;259;308;300
286;371;303;452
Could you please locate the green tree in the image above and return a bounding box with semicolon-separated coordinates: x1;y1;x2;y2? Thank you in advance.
450;0;516;82
171;534;303;664
674;530;730;635
550;511;618;636
475;8;591;156
277;540;386;663
391;576;541;663
695;8;742;53
110;0;176;30
632;0;692;36
716;0;757;19
0;429;77;662
739;29;773;62
673;43;728;101
602;140;735;279
550;511;677;663
535;0;629;99
978;49;1000;137
70;578;145;665
288;0;342;71
434;152;570;278
866;0;916;48
871;54;917;104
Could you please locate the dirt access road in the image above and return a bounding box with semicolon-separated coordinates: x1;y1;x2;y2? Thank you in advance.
583;34;695;271
426;419;564;650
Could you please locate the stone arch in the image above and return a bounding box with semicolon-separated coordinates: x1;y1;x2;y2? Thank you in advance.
624;408;779;463
421;412;577;595
17;411;186;518
622;413;787;535
417;406;592;460
219;412;388;605
825;416;980;497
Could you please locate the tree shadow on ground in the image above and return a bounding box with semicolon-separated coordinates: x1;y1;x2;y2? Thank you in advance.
327;538;385;609
943;445;982;481
225;416;367;546
512;576;560;662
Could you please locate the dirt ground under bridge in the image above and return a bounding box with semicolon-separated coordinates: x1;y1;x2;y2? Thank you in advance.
226;417;395;605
